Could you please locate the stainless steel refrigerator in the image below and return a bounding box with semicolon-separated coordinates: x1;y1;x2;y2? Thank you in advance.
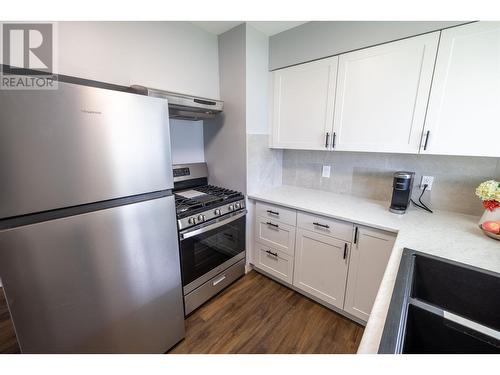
0;80;185;353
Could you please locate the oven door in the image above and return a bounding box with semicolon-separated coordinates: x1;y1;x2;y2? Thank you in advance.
179;211;246;294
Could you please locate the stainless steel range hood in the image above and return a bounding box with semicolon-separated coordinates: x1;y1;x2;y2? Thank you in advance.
131;85;223;121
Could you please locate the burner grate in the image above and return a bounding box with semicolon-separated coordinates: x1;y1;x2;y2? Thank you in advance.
194;185;241;200
174;184;244;217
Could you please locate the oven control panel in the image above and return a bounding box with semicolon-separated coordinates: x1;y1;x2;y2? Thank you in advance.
177;199;246;231
173;167;190;178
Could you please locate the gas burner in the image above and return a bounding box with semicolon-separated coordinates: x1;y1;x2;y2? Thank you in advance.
193;185;241;200
173;184;245;229
174;196;204;215
172;164;245;230
174;184;244;219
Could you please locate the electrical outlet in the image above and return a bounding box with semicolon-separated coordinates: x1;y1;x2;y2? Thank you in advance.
420;176;434;190
322;165;331;178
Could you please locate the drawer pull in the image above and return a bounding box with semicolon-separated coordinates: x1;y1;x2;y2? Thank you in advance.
343;243;348;260
313;222;330;229
266;250;278;257
212;275;227;286
266;221;279;228
266;210;279;215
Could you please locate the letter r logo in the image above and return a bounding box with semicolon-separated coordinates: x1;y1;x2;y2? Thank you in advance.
2;23;53;72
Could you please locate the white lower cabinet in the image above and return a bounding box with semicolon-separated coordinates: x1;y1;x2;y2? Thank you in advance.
252;201;395;323
293;228;350;309
344;225;396;321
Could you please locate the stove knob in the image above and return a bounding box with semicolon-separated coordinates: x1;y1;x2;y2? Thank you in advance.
228;204;234;211
234;203;241;209
214;209;221;216
188;217;196;225
197;214;205;222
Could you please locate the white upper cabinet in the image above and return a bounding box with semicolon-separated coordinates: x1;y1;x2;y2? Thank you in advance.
422;22;500;157
332;32;440;153
270;57;338;150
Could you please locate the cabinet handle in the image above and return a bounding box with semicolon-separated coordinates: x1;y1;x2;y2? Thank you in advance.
313;222;330;229
354;227;359;244
332;132;336;149
266;250;278;257
325;132;330;148
266;221;279;228
343;243;348;260
212;275;226;286
266;210;279;215
423;130;430;151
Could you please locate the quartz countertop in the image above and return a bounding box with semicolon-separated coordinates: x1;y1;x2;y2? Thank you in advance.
248;185;500;353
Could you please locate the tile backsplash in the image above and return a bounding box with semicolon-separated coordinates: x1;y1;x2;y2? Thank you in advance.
282;150;500;216
247;134;283;195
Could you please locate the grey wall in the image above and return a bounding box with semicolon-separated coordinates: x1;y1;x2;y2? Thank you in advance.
269;21;468;70
204;24;247;194
282;150;500;216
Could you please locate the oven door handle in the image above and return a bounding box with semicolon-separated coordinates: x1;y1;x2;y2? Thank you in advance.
180;210;247;241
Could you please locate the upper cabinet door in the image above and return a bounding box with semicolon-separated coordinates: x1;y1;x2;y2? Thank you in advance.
332;32;439;153
422;22;500;157
270;57;338;150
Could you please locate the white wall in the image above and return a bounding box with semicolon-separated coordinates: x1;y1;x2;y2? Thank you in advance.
245;24;282;194
57;22;220;99
170;120;205;164
269;21;469;70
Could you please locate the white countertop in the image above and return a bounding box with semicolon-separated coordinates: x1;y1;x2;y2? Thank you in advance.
248;185;500;353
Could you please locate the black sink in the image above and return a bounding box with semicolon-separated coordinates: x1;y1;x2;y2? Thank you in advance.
379;249;500;354
403;304;499;354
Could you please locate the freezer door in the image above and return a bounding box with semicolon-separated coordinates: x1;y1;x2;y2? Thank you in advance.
0;81;173;219
0;196;185;353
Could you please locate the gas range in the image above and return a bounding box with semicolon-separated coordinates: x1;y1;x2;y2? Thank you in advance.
172;162;247;316
174;185;245;230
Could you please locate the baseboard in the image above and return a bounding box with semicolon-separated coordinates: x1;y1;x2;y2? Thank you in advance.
244;263;254;274
253;266;367;327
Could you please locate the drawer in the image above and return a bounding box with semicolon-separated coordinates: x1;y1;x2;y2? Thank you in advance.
255;243;294;284
256;201;297;226
297;211;353;242
184;259;245;316
255;216;296;256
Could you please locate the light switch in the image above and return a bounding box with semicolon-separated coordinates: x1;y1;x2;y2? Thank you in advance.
322;165;331;178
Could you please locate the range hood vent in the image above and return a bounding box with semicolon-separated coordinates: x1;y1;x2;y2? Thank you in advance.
131;85;223;121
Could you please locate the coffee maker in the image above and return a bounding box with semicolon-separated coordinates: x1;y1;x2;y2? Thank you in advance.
389;171;415;214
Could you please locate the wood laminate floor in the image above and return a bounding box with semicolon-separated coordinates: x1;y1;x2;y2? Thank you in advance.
0;271;364;354
0;288;20;354
170;271;364;354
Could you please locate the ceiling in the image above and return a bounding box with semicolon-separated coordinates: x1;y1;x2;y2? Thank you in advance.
192;21;307;36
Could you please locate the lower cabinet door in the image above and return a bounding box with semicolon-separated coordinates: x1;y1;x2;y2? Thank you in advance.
293;229;349;309
255;242;294;284
344;225;396;322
